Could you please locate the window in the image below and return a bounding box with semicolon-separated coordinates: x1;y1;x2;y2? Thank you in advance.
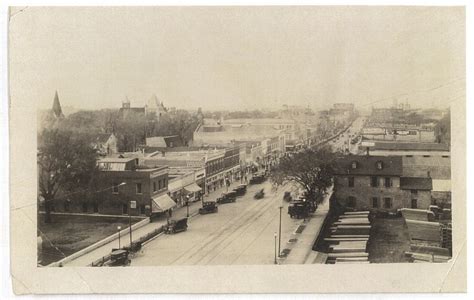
153;182;157;192
164;178;167;187
159;179;163;190
347;196;356;208
411;199;418;209
112;183;119;194
383;197;392;209
423;155;431;158
372;197;379;208
371;176;379;187
348;177;355;187
140;205;146;215
136;183;142;194
351;161;357;169
411;190;418;195
376;161;383;170
384;177;392;188
122;204;128;214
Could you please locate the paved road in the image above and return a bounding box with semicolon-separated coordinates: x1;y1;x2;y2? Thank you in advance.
131;181;303;266
328;116;366;153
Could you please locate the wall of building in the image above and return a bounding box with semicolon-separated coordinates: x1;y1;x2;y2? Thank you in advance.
334;175;406;211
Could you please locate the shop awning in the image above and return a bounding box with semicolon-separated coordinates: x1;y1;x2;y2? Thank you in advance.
151;194;176;212
184;183;202;193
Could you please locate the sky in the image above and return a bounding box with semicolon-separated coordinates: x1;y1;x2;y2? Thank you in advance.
9;6;465;112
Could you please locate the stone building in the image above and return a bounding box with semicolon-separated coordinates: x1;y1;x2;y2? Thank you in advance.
334;155;433;212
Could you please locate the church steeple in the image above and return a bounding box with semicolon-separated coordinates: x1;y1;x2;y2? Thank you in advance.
52;91;64;118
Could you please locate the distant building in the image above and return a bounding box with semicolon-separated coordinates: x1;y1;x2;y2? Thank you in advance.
365;141;450;157
52;91;64;119
334;155;433;211
119;98;146;118
145;94;168;121
91;133;118;156
146;135;184;148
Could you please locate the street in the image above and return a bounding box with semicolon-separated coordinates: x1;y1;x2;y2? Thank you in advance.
328;116;366;153
131;180;303;265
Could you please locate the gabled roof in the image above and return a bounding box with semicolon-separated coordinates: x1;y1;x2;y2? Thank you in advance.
400;177;433;190
93;133;114;144
335;155;403;176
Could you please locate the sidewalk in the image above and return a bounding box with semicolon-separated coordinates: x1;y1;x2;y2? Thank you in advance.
279;188;332;264
62;179;246;267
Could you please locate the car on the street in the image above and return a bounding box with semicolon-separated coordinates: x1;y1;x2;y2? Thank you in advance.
217;191;237;204
164;218;188;234
233;184;247;196
199;201;218;214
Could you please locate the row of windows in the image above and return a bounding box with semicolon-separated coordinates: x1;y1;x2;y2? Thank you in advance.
346;197;418;209
112;178;167;195
347;176;393;188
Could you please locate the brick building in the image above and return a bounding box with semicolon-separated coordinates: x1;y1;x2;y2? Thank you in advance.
334;155;433;212
94;157;173;216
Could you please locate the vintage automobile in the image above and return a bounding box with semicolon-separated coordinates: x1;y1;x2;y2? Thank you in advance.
217;191;237;204
164;217;188;234
233;184;247;196
109;249;131;267
254;188;265;199
199;201;218;214
249;173;266;184
288;200;310;219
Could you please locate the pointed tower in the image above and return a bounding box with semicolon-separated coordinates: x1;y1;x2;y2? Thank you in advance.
52;91;64;119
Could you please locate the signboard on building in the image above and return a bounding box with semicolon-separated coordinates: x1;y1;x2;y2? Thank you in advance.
130;201;137;209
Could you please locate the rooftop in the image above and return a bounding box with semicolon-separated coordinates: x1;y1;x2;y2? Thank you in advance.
335;155;403;176
369;141;450;151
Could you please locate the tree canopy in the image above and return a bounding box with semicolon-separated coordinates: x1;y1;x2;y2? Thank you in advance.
37;129;99;223
270;147;336;207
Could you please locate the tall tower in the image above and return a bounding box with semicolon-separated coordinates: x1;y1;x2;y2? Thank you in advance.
52;91;64;119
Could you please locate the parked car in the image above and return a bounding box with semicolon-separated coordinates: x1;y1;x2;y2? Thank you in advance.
164;217;188;234
288;200;310;219
233;184;247;196
199;201;218;214
109;249;131;267
217;191;237;204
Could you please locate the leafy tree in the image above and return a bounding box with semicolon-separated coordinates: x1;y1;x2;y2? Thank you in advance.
152;110;199;145
435;112;451;145
270;147;336;208
37;129;99;223
115;111;148;152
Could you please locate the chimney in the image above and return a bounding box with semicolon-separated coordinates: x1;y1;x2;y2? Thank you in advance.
427;171;431;178
161;150;166;157
366;147;370;156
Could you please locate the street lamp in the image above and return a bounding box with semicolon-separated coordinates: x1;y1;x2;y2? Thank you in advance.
117;226;122;249
186;195;190;218
274;232;277;265
278;206;282;257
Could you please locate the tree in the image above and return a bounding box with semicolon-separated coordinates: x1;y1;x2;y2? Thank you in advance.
435;112;451;145
115;111;148;152
270;147;336;208
37;129;99;223
152;110;199;145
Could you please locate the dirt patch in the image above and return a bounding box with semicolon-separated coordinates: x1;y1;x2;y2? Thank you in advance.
38;214;142;265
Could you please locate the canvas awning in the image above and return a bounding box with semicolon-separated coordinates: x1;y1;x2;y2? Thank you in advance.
184;183;202;193
151;194;176;212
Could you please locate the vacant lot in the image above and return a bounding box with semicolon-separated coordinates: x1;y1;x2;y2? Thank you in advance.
38;214;142;265
367;216;411;263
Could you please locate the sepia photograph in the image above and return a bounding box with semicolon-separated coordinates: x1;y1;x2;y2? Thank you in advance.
6;3;467;294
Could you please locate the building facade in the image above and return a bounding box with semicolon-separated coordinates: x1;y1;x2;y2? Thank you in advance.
334;155;433;212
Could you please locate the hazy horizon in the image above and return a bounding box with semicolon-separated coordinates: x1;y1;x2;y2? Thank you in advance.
10;6;465;112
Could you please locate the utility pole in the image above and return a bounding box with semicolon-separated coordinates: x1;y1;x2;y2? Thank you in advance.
278;206;282;257
274;232;278;264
